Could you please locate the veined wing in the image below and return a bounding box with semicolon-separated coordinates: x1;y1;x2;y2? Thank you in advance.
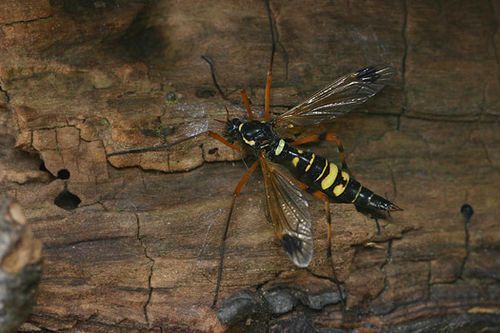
107;121;217;156
260;153;313;267
275;65;395;128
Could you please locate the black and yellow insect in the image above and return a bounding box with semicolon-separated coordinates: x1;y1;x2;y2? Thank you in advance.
108;64;401;306
218;64;401;268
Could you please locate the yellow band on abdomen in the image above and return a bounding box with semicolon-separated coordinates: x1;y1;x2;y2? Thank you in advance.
321;163;339;190
315;159;329;181
333;170;350;196
305;154;315;172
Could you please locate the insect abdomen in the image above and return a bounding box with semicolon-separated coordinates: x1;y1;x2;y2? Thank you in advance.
303;157;354;201
278;145;352;201
277;144;399;211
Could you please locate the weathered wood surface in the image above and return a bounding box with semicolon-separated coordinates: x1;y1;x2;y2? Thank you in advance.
0;197;42;333
0;0;499;332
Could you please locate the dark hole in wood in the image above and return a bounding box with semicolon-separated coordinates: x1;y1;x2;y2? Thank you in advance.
208;148;218;155
54;190;81;210
461;203;474;221
57;169;70;180
39;161;48;172
196;87;216;99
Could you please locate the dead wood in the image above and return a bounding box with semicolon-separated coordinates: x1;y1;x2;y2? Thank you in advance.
0;197;42;333
0;0;498;332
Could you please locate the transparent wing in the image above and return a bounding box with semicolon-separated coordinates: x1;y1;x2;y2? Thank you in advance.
275;65;395;128
106;121;212;157
260;154;313;267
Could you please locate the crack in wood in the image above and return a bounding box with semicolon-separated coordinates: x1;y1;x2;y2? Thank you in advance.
134;213;155;327
69;313;98;331
425;205;475;288
371;239;393;305
458;205;472;280
305;268;346;313
0;15;53;27
254;270;287;290
382;239;393;270
45;235;130;250
0;81;11;104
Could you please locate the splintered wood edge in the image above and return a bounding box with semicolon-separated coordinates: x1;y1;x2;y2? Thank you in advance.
0;199;42;274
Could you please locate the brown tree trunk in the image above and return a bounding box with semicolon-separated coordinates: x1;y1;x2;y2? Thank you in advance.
0;0;499;332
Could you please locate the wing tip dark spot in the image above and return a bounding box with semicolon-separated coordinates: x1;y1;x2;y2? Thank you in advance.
356;66;381;83
281;234;311;267
282;234;303;255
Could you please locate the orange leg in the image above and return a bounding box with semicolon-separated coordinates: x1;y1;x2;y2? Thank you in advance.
311;190;328;201
325;200;333;258
207;131;241;152
264;70;272;121
311;190;333;258
293;131;348;170
263;0;275;122
240;89;254;120
234;160;259;195
212;160;259;307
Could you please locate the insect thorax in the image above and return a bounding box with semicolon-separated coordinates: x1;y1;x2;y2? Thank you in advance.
238;120;280;152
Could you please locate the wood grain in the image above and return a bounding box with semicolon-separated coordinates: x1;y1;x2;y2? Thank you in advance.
0;0;498;332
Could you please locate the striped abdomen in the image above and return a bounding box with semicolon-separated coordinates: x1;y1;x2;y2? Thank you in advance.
271;139;398;211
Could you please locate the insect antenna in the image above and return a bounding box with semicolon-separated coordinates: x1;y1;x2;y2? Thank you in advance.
213;106;232;123
264;0;276;73
201;55;229;101
106;133;206;157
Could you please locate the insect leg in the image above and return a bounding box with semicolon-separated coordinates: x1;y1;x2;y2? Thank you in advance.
264;70;272;121
207;131;241;152
311;190;333;258
374;217;381;235
324;200;333;258
292;131;348;170
240;89;254;120
263;0;275;122
201;55;229;100
212;160;259;308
